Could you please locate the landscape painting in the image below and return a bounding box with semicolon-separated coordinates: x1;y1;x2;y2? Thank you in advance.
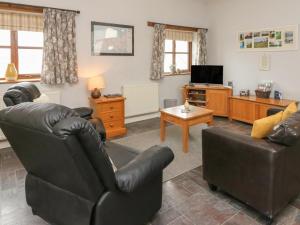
238;25;298;51
254;37;268;48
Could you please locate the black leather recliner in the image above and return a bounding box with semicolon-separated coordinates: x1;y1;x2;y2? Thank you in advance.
3;82;106;141
0;103;174;225
3;82;93;119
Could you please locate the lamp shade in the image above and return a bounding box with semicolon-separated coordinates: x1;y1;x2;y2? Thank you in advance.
5;63;18;81
88;75;105;91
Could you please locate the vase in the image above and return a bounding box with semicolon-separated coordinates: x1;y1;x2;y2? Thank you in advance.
184;99;190;111
5;63;18;81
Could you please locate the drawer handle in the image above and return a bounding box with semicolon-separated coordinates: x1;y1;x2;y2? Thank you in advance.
110;106;114;110
109;124;114;128
110;115;114;119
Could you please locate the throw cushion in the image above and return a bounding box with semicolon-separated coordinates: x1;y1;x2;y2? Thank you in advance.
282;102;298;120
251;111;283;139
268;111;300;146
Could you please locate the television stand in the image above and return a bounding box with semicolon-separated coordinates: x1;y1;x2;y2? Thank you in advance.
182;85;232;117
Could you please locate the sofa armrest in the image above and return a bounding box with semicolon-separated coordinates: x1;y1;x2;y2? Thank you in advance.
115;145;174;193
267;108;283;116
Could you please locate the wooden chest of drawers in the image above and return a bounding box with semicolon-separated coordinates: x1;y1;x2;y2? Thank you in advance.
89;97;127;139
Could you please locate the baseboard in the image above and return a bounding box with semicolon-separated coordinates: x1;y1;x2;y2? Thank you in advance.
125;112;160;124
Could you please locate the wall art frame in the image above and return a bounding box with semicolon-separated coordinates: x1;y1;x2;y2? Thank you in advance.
91;21;134;56
238;25;298;52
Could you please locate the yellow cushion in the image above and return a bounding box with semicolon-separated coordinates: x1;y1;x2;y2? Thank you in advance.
282;102;298;120
251;111;283;139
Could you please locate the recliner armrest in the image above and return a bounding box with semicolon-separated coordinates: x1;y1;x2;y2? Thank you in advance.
89;118;106;142
3;89;28;106
115;145;174;193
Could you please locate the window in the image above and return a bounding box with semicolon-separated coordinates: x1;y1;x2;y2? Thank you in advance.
164;40;192;75
0;29;43;79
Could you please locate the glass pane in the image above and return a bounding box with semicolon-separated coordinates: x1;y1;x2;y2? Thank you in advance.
176;41;188;52
0;48;11;78
0;30;11;46
18;49;43;74
164;53;173;73
165;40;173;52
18;31;43;47
175;54;188;70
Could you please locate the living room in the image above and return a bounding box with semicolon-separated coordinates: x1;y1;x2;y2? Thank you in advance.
0;0;300;225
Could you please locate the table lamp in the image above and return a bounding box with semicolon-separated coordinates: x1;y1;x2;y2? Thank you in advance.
88;75;105;98
5;63;18;81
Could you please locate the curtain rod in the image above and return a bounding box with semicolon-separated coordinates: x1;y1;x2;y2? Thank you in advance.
147;21;208;32
0;1;80;14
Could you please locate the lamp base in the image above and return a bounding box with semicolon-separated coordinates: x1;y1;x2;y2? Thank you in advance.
91;88;101;99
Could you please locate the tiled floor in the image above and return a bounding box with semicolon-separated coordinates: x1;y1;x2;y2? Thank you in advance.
1;117;300;225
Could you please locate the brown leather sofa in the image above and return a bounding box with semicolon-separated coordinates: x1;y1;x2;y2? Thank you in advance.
202;110;300;224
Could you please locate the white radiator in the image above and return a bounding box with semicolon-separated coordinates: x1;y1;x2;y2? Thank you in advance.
122;84;159;117
41;90;61;104
0;90;61;141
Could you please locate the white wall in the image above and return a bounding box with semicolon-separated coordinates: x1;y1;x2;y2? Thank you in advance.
207;0;300;101
3;0;209;110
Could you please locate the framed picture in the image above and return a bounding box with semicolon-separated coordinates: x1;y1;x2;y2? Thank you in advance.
91;21;134;56
238;25;298;52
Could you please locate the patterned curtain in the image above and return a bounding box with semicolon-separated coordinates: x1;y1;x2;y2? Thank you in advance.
195;28;208;65
150;24;166;80
41;8;78;85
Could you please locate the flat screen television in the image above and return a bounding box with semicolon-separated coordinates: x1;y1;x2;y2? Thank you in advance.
191;65;223;84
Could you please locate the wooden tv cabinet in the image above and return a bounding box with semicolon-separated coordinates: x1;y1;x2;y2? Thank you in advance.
182;85;232;117
229;96;297;124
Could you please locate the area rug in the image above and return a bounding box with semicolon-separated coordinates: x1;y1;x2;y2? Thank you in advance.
112;124;207;181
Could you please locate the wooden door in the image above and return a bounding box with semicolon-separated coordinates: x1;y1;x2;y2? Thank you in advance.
206;90;229;116
230;99;255;123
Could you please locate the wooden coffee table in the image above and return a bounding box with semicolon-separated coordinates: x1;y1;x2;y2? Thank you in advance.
160;105;214;153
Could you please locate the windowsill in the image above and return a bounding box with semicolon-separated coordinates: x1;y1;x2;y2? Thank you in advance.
163;72;191;77
0;78;41;84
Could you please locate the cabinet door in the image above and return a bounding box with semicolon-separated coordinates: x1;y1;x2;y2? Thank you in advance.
230;99;255;123
206;90;229;116
255;104;283;120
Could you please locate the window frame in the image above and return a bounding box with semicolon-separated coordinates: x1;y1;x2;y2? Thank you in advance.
163;40;192;76
0;30;42;80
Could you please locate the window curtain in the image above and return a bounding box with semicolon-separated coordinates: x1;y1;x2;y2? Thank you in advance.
41;8;78;85
150;24;166;80
0;11;43;31
194;28;208;65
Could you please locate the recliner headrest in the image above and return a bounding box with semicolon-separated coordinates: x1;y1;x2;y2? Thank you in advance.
8;82;41;101
0;102;79;133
